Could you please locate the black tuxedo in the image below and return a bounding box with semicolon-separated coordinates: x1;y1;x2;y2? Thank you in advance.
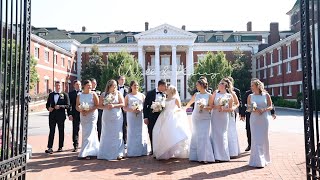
92;89;103;141
143;89;165;151
118;85;129;144
46;92;70;149
240;89;276;146
67;90;81;148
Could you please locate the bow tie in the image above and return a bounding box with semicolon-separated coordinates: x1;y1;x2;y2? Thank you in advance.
76;90;81;93
156;92;163;94
91;89;96;92
119;86;124;89
53;92;60;95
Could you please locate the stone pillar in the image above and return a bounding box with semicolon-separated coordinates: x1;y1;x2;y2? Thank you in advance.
171;45;177;86
155;45;160;84
186;46;194;99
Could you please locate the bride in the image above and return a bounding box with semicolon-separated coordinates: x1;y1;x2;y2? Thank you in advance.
152;85;191;160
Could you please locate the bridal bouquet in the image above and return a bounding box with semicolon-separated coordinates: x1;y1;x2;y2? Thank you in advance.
196;98;207;113
246;102;257;112
78;102;90;111
151;96;165;113
103;93;115;105
132;101;142;117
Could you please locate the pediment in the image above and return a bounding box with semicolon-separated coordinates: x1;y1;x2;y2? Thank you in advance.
134;24;197;40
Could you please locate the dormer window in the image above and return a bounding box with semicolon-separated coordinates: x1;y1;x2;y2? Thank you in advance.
109;37;116;43
38;32;47;36
92;36;100;44
216;35;223;42
198;35;205;43
234;35;241;42
127;36;134;43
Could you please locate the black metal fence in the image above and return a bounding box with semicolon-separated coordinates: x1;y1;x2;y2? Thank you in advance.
300;0;320;179
0;0;31;179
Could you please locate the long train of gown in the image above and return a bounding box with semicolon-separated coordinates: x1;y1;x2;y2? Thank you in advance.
153;98;191;160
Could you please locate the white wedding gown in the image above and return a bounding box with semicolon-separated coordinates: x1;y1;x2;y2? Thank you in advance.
152;98;191;160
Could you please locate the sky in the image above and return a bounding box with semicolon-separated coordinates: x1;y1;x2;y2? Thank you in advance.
31;0;297;32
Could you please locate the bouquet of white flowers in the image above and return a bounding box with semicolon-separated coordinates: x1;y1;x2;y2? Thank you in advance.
246;102;257;112
131;101;142;117
196;98;207;113
78;102;90;111
218;97;229;107
103;93;115;105
151;96;165;113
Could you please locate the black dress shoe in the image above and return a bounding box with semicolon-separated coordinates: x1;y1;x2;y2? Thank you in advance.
149;151;153;156
45;148;53;154
245;146;251;151
72;147;78;152
57;148;63;152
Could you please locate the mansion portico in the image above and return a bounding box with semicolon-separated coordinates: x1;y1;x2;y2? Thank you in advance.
31;21;295;100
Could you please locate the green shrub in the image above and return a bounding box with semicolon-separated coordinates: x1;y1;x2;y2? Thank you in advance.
271;96;299;109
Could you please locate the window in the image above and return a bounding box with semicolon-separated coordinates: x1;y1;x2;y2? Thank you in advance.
150;80;155;90
161;56;170;68
270;88;274;96
287;86;292;96
68;59;71;70
36;81;40;94
54;54;58;65
197;54;205;62
62;82;65;92
92;36;100;44
278;64;282;75
166;79;171;86
270;52;273;64
38;32;46;36
45;51;49;62
177;79;181;95
73;62;76;71
68;82;71;92
127;36;134;43
287;45;292;58
34;47;39;59
279;87;282;96
263;55;266;66
151;56;155;67
198;36;205;43
298;41;301;55
299;84;302;93
263;69;266;79
257;58;260;69
109;37;116;43
286;62;291;73
297;58;302;71
216;35;223;42
257;71;260;79
278;48;282;62
61;57;65;67
234;35;241;42
45;79;49;93
270;67;274;77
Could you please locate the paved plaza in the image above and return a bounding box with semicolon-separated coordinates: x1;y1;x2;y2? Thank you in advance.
26;109;306;180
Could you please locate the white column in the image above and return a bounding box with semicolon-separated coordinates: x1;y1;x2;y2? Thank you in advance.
186;46;194;99
138;46;143;67
155;45;160;84
143;50;146;89
77;48;84;80
171;45;177;86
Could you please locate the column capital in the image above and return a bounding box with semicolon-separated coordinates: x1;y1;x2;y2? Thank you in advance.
188;45;194;50
154;45;160;49
171;45;177;50
138;45;144;51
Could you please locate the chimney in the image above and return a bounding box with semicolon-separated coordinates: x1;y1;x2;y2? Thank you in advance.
145;22;149;31
247;21;252;31
268;22;280;46
82;26;86;32
182;25;186;30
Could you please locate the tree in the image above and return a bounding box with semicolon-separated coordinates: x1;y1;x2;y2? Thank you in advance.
101;51;143;91
231;47;252;94
81;45;105;90
187;51;233;94
29;56;39;90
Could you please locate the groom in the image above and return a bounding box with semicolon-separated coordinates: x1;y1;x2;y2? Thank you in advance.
143;79;167;155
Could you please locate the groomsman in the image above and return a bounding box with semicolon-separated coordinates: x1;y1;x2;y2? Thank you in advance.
240;78;276;151
45;81;70;154
90;78;103;140
117;75;129;146
67;80;82;152
143;79;167;155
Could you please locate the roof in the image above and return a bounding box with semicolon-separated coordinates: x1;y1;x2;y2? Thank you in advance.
31;25;284;45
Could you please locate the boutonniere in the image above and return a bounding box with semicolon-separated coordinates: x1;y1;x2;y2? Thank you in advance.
60;93;65;99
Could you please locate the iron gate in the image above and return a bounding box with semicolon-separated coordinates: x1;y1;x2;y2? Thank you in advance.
0;0;31;179
301;0;320;179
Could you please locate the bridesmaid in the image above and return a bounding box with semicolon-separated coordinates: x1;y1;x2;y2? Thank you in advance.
123;80;148;157
186;78;215;163
248;79;273;168
76;80;100;159
211;78;234;162
98;79;125;160
227;80;241;158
